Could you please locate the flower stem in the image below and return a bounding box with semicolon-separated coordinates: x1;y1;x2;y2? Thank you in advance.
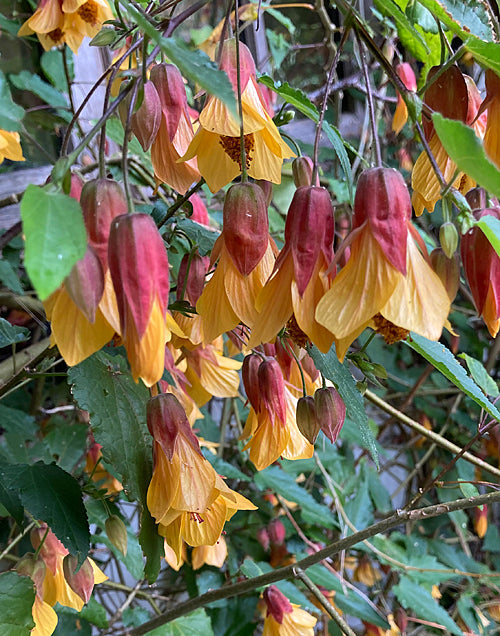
234;0;247;181
356;31;382;168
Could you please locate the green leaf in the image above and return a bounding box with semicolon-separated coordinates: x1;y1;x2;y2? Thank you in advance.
0;572;36;635
432;114;500;198
0;13;22;36
10;71;70;119
308;345;378;467
174;218;219;256
254;465;335;528
20;185;87;300
79;598;109;629
0;464;25;526
41;49;73;93
0;318;30;348
321;121;353;204
140;505;164;584
0;71;24;132
459;353;499;398
466;38;500;76
374;0;429;60
266;30;291;70
203;450;250;481
0;259;24;294
17;461;90;564
258;76;319;121
146;609;213;636
476;214;500;260
418;0;493;41
344;471;374;531
240;557;263;579
405;333;500;421
394;576;462;634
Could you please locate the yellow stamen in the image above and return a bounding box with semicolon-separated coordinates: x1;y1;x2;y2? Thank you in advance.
373;313;409;344
77;0;98;24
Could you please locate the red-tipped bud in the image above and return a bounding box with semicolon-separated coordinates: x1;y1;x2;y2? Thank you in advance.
63;555;95;604
274;339;294;381
150;63;186;141
268;519;286;545
105;515;128;556
147;393;201;460
80;179;128;270
423;65;468;139
314;386;346;444
223;182;269;276
131;81;162;151
69;173;84;201
242;353;262;412
474;504;488;539
395;608;408;633
256;179;273;207
177;250;207;305
296;396;320;444
353;168;410;275
284;186;335;296
256;527;270;551
301;353;319;382
189;193;210;226
108;213;170;340
258;358;287;425
292;156;319;188
439;222;458;258
396;62;417;92
31;525;66;575
263;585;293;623
219;38;256;94
430;248;460;302
16;554;46;591
460;208;500;337
64;245;104;322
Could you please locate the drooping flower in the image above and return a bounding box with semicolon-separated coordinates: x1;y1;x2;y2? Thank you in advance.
411;66;485;216
150;63;200;194
196;182;275;344
392;62;417;135
482;69;500;169
316;167;451;360
262;585;317;636
460;206;500;337
248;186;336;353
0;129;25;164
180;39;295;193
146;393;256;564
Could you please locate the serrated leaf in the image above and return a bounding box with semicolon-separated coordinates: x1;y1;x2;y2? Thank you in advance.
0;259;24;294
254;465;335;528
394;576;462;634
147;609;213;636
0;71;24;132
476;214;500;261
405;333;500;421
9;71;70;118
418;0;493;41
0;572;36;635
374;0;429;59
17;462;90;564
459;353;499;398
0;318;30;348
20;185;87;300
432;114;500;198
308;345;378;467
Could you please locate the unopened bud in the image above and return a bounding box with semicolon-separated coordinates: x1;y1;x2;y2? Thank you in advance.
258;358;287;425
439;222;458;258
131;81;162;151
16;554;46;590
474;504;488;539
292;156;319;187
465;187;495;211
177;250;207;305
64;245;104;322
256;527;270;551
268;519;286;545
242;353;262;412
255;180;273;207
314;386;346;444
147;393;197;460
63;555;95;604
263;585;293;623
296;396;320;444
430;248;460;302
105;515;128;556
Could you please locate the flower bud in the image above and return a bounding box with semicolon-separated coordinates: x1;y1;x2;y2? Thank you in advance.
268;518;286;545
31;525;65;575
80;179;128;270
176;250;207;305
131;81;162;151
63;555;95;604
256;179;273;207
64;245;104;322
16;553;46;590
218;38;256;95
69;173;84;200
147;393;201;460
439;222;458;258
223;182;269;276
292;156;319;187
242;353;262;412
105;515;128;556
393;63;417;135
189;193;210;226
258;358;287;425
296;396;320;444
474;504;488;539
150;63;186;141
430;248;460;302
465;187;497;211
314;386;346;444
263;585;293;623
256;527;270;551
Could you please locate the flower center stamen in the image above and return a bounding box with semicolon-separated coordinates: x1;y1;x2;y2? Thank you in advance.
373;313;409;344
48;28;64;43
77;0;98;24
189;512;204;523
286;315;309;349
219;134;255;170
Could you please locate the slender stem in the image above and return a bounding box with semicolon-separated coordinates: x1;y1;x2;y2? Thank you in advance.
157;179;205;229
122;80;139;213
234;0;247;181
0;522;35;562
356;31;381;167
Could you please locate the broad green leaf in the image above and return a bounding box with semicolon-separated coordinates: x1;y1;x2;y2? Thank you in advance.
374;0;429;60
0;464;25;526
10;71;70;119
432;114;500;198
0;318;30;348
266;30;292;70
203;450;251;481
16;461;90;564
344;471;374;531
0;572;36;635
0;71;24;131
254;465;335;528
258;75;319;122
405;333;500;421
240;557;263;579
459;353;499;398
79;598;109;629
174;218;219;256
394;576;463;634
121;1;236;117
418;0;493;41
0;13;22;36
476;214;500;260
308;345;378;467
43;421;89;473
21;185;86;300
0;405;52;465
147;609;213;636
321;121;353;204
0;259;24;294
41;49;73;93
466;38;500;76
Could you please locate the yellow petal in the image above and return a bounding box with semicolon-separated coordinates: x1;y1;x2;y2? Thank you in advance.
243;410;290;471
181;497;227;547
484;98;500;169
31;596;58;636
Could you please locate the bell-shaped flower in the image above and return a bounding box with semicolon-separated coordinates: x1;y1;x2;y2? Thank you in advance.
460;207;500;337
262;586;317;636
130;81;162;152
150;63;200;194
483;69;500;169
392;63;417;134
248;186;336;352
180;39;295;193
316;168;451;360
196;183;275;343
0;129;24;164
411;66;485;215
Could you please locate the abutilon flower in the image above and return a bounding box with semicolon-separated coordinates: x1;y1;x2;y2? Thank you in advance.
482;69;500;169
196;183;275;344
411;66;485;216
316;168;451;360
108;213;178;386
460;207;500;337
262;585;317;636
392;62;417;134
150;63;200;194
180;39;295;193
18;0;113;54
172;250;209;346
248;186;336;353
0;129;24;164
16;554;57;636
129;81;162;152
146;393;255;564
